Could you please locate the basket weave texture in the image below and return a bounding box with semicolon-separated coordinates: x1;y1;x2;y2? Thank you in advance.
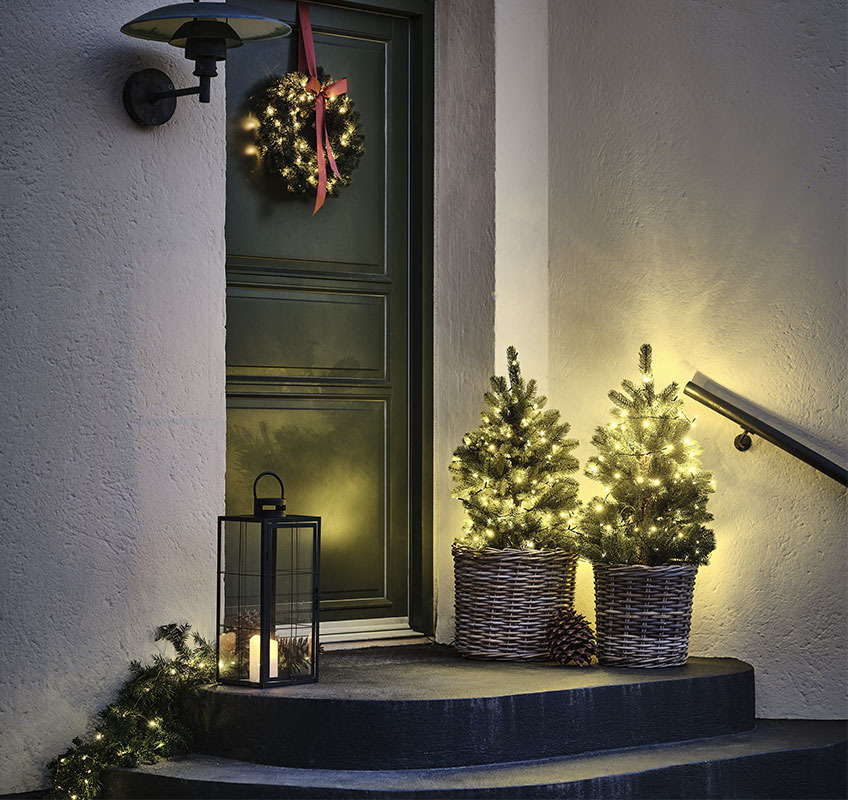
593;564;697;668
453;544;577;660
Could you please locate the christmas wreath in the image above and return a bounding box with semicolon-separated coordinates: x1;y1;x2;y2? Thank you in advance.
249;69;365;198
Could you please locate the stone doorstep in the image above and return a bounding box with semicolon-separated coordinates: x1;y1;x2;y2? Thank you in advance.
190;645;757;770
103;719;848;799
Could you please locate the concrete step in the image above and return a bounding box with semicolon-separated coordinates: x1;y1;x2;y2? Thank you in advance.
104;719;848;799
191;644;755;769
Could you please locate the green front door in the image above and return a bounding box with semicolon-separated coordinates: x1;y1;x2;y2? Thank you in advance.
225;1;430;626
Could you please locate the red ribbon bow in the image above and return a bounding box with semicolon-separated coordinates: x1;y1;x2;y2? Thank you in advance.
297;2;348;215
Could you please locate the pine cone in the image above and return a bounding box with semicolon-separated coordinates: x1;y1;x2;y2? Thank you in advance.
547;608;597;666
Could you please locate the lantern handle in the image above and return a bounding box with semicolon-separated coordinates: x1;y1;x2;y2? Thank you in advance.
253;471;285;501
253;472;287;517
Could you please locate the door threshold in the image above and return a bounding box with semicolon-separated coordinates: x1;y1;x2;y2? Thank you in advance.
322;635;432;651
320;616;428;650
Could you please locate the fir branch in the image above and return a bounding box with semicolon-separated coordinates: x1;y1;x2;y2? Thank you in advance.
621;379;641;398
608;389;631;408
658;382;679;403
156;622;191;657
638;343;652;375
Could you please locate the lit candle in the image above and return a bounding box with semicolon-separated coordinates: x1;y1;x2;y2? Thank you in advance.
249;635;278;683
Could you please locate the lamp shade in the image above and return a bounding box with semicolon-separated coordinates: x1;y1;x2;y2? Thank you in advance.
121;2;291;46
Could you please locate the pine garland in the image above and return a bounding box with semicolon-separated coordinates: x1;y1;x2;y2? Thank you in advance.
249;69;365;196
450;346;580;551
576;344;716;566
48;624;215;799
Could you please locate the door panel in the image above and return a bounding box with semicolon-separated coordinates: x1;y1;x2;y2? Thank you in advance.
226;0;411;622
226;398;392;611
226;286;387;380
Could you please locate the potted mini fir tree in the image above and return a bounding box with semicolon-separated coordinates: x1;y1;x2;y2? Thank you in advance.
450;347;581;660
577;344;716;667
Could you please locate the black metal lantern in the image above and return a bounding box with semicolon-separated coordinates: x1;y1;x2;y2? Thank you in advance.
217;472;320;686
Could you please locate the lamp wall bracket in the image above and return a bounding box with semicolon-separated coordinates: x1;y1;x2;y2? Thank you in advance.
124;62;217;126
123;68;179;126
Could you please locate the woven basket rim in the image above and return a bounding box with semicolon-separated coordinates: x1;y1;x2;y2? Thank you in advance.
452;543;577;556
593;562;698;571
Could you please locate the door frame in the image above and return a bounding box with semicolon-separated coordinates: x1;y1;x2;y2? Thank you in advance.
403;0;435;637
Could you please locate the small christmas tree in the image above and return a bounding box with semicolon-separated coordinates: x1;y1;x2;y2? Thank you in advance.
450;346;580;550
577;344;716;566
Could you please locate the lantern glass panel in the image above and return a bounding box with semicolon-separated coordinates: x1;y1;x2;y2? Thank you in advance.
273;522;317;679
218;519;263;682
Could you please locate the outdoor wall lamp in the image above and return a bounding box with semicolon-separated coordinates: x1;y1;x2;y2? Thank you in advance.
121;1;291;126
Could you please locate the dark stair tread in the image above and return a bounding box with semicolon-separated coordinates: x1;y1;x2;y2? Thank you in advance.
106;719;847;798
206;644;752;701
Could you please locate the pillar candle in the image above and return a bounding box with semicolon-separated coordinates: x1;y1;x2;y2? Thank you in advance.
249;634;279;683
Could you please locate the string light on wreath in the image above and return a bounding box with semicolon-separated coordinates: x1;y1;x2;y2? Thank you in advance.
248;70;365;206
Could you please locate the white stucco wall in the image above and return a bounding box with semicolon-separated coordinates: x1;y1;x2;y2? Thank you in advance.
0;2;226;792
495;0;549;389
548;0;847;718
434;0;497;643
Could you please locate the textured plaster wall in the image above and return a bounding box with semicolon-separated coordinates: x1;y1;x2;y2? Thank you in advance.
433;0;496;642
0;2;226;791
548;0;846;718
495;0;549;389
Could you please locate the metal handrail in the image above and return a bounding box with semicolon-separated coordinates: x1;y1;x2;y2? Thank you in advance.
683;379;847;487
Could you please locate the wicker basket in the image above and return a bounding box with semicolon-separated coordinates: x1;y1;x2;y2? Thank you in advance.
593;564;697;668
453;544;578;660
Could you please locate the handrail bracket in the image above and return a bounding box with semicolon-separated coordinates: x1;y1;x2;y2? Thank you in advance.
734;430;753;452
684;378;847;486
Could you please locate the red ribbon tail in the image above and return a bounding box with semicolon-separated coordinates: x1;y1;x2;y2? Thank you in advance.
298;2;350;214
313;97;328;215
323;78;347;181
325;130;342;180
297;27;307;74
